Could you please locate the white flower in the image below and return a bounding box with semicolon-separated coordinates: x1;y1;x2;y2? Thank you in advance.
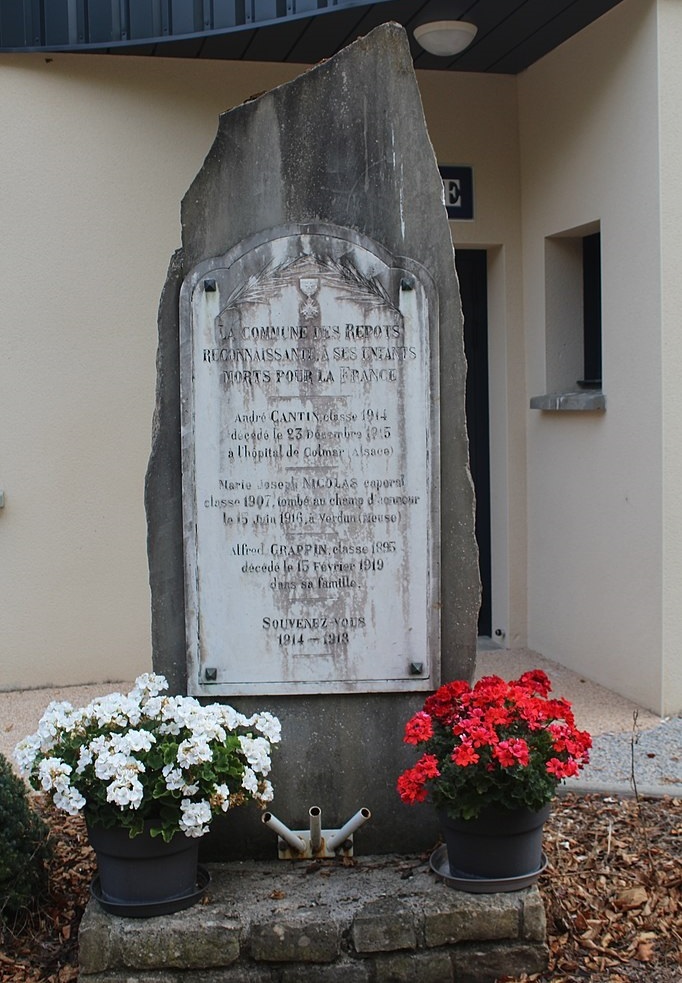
24;701;78;756
158;719;181;737
94;749;133;781
157;695;200;736
218;705;251;730
88;692;141;728
13;672;279;836
106;768;145;809
177;735;213;768
255;779;274;804
191;707;226;743
141;695;164;719
119;729;156;754
212;783;231;812
129;673;168;702
241;766;259;796
76;745;93;774
162;764;185;791
248;711;282;745
41;700;75;730
238;736;272;776
162;763;201;796
53;786;86;815
38;757;72;792
14;734;41;776
179;798;212;837
240;768;273;802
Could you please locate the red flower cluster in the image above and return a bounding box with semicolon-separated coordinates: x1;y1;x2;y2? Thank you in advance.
397;670;592;820
395;753;440;803
403;711;434;745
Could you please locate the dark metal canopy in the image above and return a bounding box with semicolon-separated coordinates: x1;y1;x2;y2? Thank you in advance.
0;0;625;74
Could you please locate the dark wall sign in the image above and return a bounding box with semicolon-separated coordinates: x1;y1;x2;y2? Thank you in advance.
439;166;474;221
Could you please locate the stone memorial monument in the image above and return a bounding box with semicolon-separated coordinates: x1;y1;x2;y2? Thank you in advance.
146;22;480;858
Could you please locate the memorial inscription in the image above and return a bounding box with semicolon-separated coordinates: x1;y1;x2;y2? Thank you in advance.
181;226;439;696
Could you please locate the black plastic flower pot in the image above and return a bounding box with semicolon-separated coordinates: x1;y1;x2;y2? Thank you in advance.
87;822;200;910
438;802;551;880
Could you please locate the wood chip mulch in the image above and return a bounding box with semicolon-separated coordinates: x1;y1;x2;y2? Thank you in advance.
504;792;682;982
0;800;96;983
0;793;680;981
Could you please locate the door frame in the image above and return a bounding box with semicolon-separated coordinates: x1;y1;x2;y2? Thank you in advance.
456;249;492;637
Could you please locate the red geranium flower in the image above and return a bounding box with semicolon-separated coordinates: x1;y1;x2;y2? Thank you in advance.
452;741;479;767
546;757;580;779
518;669;552;697
423;680;470;724
403;711;434;745
396;753;441;804
396;669;592;820
493;738;530;768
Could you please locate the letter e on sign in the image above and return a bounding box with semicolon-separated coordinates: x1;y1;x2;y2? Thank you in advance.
439;165;474;220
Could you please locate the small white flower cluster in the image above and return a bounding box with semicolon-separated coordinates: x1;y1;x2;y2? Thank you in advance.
14;672;281;839
179;798;212;837
37;756;86;815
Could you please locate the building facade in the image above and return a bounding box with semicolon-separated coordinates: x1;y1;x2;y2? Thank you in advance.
0;0;680;714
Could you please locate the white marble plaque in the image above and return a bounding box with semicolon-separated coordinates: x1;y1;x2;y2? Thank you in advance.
181;226;439;695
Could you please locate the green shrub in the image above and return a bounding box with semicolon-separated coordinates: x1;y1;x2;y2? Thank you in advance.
0;751;50;924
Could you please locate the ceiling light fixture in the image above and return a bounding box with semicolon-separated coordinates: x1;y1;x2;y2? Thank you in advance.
413;20;478;57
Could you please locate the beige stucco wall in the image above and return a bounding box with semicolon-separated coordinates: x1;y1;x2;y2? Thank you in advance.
659;0;682;713
0;50;522;690
519;0;671;712
0;53;301;689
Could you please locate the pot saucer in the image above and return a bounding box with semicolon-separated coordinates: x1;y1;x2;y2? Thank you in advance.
429;844;547;893
90;865;210;917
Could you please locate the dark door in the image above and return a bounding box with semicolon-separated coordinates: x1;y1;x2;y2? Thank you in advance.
455;250;491;637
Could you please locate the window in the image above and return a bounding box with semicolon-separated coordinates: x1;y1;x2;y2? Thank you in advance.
580;232;601;388
531;222;605;411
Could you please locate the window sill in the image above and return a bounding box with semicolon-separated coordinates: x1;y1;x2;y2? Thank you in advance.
529;391;606;412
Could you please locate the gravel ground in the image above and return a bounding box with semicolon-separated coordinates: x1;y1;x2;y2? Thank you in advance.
568;715;682;795
476;648;682;797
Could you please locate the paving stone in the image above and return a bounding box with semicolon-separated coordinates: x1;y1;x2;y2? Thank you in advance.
352;898;417;953
282;958;372;982
374;949;454;983
79;903;240;973
79;906;115;975
520;890;547;941
250;916;340;962
118;915;240;969
451;941;549;982
80;970;277;983
423;891;520;947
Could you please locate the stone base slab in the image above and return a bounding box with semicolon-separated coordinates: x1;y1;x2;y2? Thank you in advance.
79;855;548;982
